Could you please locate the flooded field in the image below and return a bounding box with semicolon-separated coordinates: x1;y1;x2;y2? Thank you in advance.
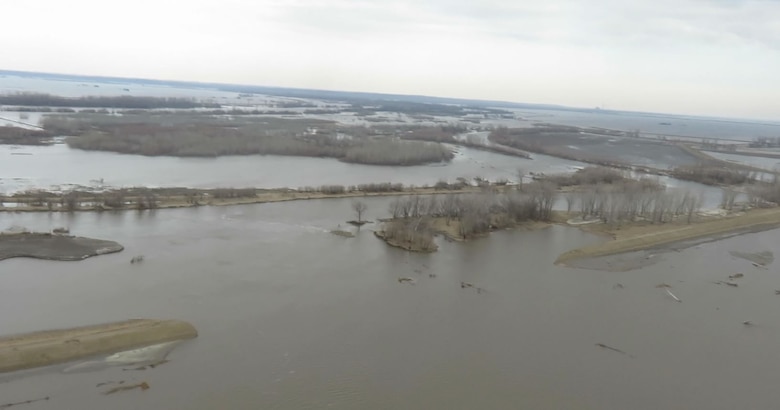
516;108;780;141
2;198;780;409
707;151;780;172
3;73;779;409
536;133;700;170
0;142;587;194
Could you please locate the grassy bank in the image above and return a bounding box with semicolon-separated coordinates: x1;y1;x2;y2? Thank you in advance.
0;319;197;374
555;207;780;265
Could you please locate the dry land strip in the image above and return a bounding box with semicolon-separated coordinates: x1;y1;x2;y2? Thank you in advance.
0;319;197;373
556;207;780;265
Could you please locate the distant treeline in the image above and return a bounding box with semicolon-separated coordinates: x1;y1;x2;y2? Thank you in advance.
543;166;653;188
7;107;327;116
399;126;460;143
0;93;219;109
344;101;511;117
0;126;52;145
57;114;453;165
670;165;758;186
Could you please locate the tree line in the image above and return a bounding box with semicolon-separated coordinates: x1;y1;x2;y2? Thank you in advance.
0;126;52;145
385;181;558;240
671;164;758;186
0;93;218;109
63;120;453;165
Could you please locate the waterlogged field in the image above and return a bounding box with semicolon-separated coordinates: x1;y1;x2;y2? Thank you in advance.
3;73;780;409
0;143;585;195
1;199;780;409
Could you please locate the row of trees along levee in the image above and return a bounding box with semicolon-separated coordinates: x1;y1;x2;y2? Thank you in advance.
5;190;160;212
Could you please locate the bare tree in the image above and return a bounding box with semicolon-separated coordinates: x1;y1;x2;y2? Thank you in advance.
62;192;79;212
352;200;368;222
517;168;525;191
721;188;738;210
565;193;575;213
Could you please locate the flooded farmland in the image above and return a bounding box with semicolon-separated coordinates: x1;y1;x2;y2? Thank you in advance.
2;198;780;409
2;74;780;409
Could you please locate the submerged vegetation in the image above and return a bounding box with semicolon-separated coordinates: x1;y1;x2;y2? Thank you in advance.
0;126;52;145
45;113;453;165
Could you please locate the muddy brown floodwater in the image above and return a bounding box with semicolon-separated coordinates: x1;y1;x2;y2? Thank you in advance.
2;196;780;409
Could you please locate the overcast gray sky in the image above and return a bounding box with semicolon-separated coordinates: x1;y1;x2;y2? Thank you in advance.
2;0;779;119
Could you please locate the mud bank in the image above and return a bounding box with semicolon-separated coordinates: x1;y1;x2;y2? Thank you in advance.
373;230;438;253
0;319;197;374
0;233;123;261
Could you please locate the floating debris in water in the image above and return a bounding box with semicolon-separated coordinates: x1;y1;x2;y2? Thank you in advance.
728;273;744;280
397;277;415;284
0;397;49;408
730;250;773;267
130;255;144;264
595;343;635;358
665;288;682;302
714;281;739;287
655;283;672;289
613;283;624;290
123;359;169;371
103;381;150;395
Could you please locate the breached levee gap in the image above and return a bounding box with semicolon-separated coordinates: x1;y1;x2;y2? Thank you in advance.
555;207;780;266
0;319;197;374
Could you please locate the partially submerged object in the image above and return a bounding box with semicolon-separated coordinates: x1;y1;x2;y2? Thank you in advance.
63;340;182;373
102;381;150;395
0;396;49;408
730;250;774;267
595;343;635;358
665;288;682;303
0;319;197;374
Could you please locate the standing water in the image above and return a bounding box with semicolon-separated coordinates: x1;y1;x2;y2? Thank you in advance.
1;198;780;409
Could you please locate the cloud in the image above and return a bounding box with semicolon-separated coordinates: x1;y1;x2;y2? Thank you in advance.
0;0;779;119
263;0;780;50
